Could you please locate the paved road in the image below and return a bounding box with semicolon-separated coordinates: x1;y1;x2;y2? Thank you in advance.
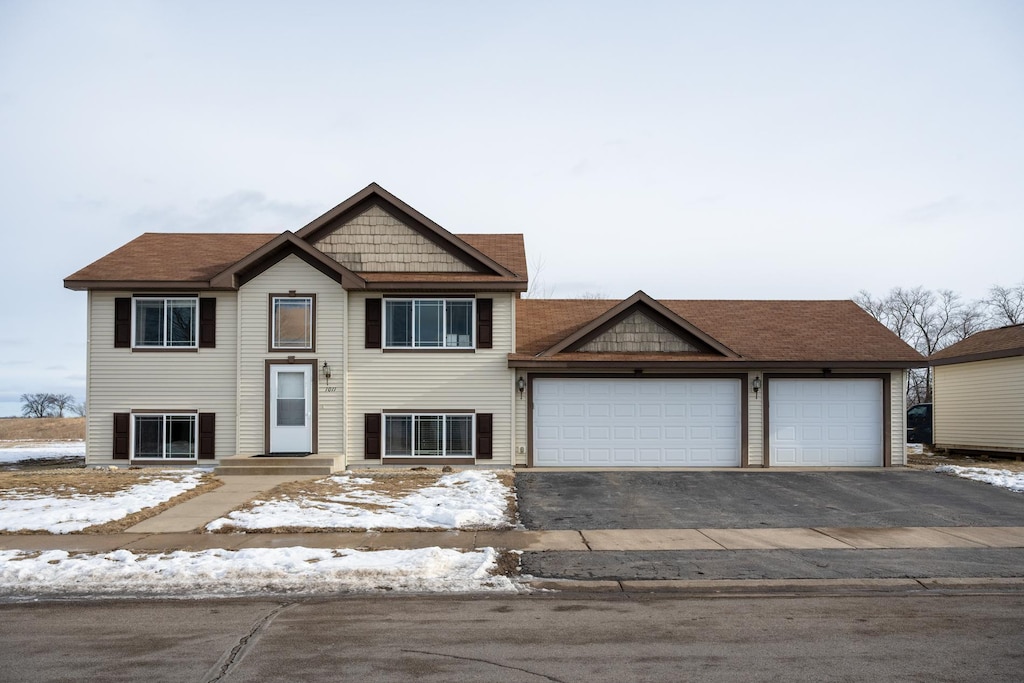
516;471;1024;529
1;593;1022;682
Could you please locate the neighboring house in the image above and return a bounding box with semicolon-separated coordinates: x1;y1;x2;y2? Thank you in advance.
929;324;1024;456
65;183;923;471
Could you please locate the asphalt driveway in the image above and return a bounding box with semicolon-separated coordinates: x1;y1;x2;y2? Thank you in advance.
515;471;1024;530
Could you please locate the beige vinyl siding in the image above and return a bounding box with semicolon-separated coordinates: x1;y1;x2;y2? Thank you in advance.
237;254;346;456
746;373;764;466
85;290;238;465
347;292;516;466
934;357;1024;453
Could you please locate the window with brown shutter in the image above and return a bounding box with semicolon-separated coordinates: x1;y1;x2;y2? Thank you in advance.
364;413;381;458
365;298;382;349
198;413;216;459
475;413;493;459
112;413;130;459
199;298;216;348
114;298;131;348
476;298;493;349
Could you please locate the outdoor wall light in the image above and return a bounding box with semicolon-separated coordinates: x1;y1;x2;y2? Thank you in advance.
322;361;332;385
752;376;761;399
517;376;526;398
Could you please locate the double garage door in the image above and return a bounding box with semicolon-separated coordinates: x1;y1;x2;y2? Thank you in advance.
532;377;883;467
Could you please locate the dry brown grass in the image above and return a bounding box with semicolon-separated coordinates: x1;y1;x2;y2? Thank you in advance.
492;549;521;577
908;448;1024;474
0;468;222;535
0;417;85;442
211;468;518;534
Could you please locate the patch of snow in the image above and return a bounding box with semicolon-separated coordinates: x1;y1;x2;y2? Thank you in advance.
0;470;208;533
935;465;1024;493
0;546;519;597
0;441;85;463
906;443;924;455
207;470;512;531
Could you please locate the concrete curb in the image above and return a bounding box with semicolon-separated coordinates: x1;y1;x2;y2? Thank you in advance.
525;577;1024;595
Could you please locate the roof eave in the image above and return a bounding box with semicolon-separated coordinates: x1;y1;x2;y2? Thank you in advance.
63;279;213;292
930;348;1024;366
509;357;925;370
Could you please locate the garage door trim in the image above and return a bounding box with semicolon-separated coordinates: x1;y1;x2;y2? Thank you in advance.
527;373;750;467
762;373;891;467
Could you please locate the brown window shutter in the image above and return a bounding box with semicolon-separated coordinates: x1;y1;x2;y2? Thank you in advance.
476;298;493;349
199;298;216;348
476;413;493;459
114;298;131;348
198;413;216;459
364;413;381;459
365;298;382;349
113;413;130;460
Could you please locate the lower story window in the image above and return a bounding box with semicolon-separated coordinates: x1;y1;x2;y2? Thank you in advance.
134;413;196;459
384;414;473;457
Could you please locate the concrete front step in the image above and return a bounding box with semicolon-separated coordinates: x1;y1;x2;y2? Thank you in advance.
215;455;341;476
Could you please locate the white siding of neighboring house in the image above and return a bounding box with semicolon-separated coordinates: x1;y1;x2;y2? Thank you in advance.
934;357;1024;454
84;290;239;465
346;291;517;467
236;254;347;457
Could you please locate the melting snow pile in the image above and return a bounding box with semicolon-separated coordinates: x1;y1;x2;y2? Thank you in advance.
0;441;85;463
0;546;518;597
207;470;512;531
0;470;208;533
936;465;1024;493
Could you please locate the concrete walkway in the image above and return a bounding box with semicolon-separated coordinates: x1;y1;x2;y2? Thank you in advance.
124;475;320;533
2;526;1023;553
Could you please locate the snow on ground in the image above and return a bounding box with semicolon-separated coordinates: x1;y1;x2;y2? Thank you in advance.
207;470;513;531
906;443;924;455
0;440;85;463
936;465;1024;493
0;470;209;533
0;546;519;597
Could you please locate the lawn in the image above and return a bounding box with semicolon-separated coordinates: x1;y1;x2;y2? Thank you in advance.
207;469;518;532
0;468;220;534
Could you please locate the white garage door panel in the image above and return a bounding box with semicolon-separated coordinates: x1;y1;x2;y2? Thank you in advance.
770;379;883;467
533;378;741;467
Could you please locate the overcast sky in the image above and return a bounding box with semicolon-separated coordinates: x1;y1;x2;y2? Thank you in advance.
1;0;1022;417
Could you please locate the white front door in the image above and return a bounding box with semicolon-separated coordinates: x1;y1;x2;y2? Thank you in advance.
270;365;313;454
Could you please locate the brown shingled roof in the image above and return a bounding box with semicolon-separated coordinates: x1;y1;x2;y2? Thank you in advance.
65;232;527;291
930;324;1024;364
515;298;923;365
64;233;277;289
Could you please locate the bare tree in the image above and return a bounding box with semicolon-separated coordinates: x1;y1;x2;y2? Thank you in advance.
524;253;554;299
855;286;986;404
20;393;54;418
49;393;77;418
577;291;608;299
986;283;1024;326
70;401;86;417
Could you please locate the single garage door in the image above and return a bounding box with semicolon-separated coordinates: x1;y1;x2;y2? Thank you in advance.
769;378;883;467
532;378;741;467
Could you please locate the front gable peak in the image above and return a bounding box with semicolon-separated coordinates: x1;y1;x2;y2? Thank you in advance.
296;183;516;277
541;291;739;358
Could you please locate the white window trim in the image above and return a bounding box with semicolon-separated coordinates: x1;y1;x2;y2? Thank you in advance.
271;296;314;350
131;296;199;349
383;298;476;349
383;413;476;458
130;412;198;460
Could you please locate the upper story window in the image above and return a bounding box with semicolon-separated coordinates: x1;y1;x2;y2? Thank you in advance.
133;297;197;348
384;298;474;349
271;295;314;350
